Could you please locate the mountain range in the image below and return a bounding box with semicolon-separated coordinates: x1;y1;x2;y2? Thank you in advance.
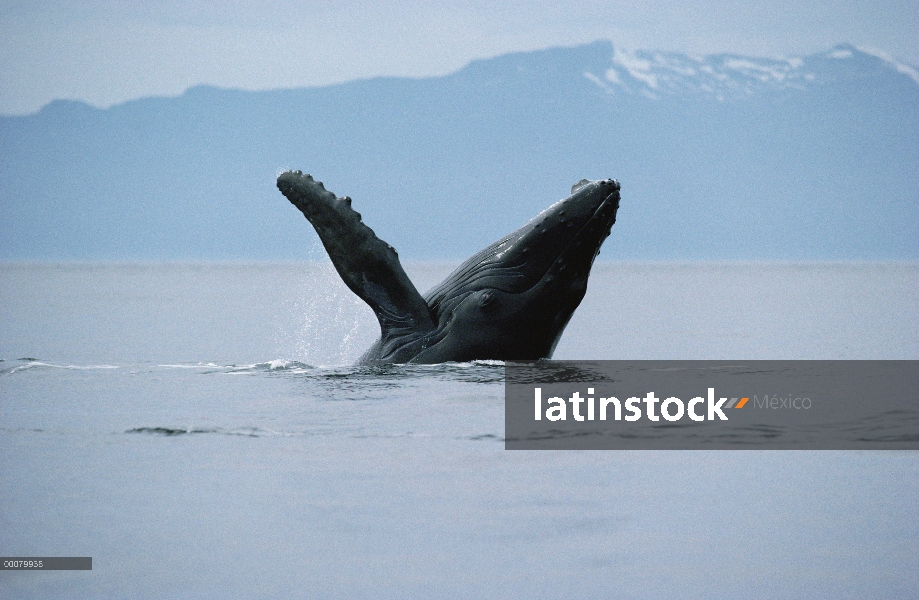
1;40;917;260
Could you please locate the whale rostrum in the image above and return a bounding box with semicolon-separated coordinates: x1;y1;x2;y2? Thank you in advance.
277;171;620;364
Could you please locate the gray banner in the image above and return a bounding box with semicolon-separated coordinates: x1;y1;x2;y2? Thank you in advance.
505;361;919;449
1;557;92;570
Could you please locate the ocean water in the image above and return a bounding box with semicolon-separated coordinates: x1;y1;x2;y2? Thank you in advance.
1;262;917;598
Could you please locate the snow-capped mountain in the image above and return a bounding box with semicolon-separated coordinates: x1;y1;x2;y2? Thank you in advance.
1;41;916;260
585;44;919;100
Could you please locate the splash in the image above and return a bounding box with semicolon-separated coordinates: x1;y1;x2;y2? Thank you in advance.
277;261;377;367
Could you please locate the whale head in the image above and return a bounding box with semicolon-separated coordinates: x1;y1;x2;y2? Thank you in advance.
411;178;621;362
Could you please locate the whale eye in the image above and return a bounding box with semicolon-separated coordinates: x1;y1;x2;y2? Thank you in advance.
479;291;496;310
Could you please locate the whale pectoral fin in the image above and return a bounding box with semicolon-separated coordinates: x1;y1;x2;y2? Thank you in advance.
277;171;435;338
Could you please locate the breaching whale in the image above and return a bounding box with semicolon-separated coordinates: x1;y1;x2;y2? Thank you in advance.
277;172;620;364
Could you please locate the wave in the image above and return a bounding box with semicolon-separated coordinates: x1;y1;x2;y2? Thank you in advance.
155;359;504;383
126;426;303;438
2;357;506;384
158;360;315;373
125;426;506;442
1;360;120;375
227;359;315;373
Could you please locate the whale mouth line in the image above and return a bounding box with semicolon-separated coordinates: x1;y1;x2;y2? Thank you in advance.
444;190;618;299
458;189;619;298
523;190;619;290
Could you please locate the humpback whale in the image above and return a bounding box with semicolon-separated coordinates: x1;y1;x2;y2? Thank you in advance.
277;172;620;364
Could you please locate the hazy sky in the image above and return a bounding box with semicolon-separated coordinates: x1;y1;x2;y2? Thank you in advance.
2;0;917;115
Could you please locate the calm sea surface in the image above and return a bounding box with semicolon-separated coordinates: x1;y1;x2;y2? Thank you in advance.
1;262;917;598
